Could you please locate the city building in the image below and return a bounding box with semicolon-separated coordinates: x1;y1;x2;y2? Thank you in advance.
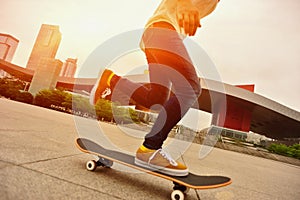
60;58;77;78
215;84;255;132
0;33;19;77
0;60;299;141
0;33;19;62
26;24;61;71
28;58;63;95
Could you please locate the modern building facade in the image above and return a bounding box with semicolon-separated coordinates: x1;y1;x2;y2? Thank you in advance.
0;33;19;62
0;33;19;77
0;60;299;140
28;58;63;95
216;84;255;132
26;24;61;71
60;58;77;78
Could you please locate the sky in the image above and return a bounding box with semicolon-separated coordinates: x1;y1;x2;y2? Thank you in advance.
1;0;300;114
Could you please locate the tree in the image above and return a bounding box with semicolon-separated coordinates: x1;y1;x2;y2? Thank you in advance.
50;89;68;107
70;95;95;117
0;77;24;99
61;92;72;112
112;105;140;124
34;89;55;108
31;87;140;123
95;99;113;121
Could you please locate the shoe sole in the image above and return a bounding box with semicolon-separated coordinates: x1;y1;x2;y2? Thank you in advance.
89;68;105;105
134;158;189;177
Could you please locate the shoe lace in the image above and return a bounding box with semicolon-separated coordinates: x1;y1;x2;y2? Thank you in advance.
149;149;178;166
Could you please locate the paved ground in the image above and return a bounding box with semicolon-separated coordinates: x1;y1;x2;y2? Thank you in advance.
0;98;299;200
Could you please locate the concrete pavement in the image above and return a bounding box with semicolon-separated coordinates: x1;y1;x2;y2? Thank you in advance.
0;98;299;200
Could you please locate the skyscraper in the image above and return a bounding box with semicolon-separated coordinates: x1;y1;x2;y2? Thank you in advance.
60;58;77;78
28;58;63;95
26;24;61;71
0;33;19;62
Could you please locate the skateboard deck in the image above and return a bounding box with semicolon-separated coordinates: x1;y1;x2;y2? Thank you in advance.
75;138;231;199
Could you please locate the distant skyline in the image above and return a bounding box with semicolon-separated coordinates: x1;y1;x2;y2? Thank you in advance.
1;0;300;112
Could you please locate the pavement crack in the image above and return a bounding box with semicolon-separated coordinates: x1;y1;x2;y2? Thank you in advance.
18;163;124;200
19;153;83;166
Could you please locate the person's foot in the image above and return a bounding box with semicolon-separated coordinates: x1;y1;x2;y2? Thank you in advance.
90;69;115;105
135;145;189;176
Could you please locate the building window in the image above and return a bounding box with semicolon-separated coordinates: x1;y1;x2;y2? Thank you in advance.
43;30;53;46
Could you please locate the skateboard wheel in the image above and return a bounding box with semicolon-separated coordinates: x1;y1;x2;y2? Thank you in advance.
171;190;184;200
86;160;97;171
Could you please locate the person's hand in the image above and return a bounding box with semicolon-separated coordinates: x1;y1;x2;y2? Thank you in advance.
177;0;201;36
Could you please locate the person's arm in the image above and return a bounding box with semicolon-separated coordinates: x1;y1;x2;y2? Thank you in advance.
176;0;200;36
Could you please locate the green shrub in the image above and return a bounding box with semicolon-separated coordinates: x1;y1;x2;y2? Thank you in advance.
268;143;300;159
0;78;25;98
112;105;140;124
95;99;113;121
15;91;34;104
34;89;55;108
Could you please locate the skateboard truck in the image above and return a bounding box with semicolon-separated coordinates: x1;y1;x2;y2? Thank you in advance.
172;182;190;200
86;156;113;171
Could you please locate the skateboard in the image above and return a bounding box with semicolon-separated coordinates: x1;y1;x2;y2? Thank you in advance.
75;138;232;200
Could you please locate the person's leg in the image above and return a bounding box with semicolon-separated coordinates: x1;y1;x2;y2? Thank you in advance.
142;48;201;150
90;64;170;110
109;67;170;110
133;24;201;176
104;24;201;149
90;23;200;176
